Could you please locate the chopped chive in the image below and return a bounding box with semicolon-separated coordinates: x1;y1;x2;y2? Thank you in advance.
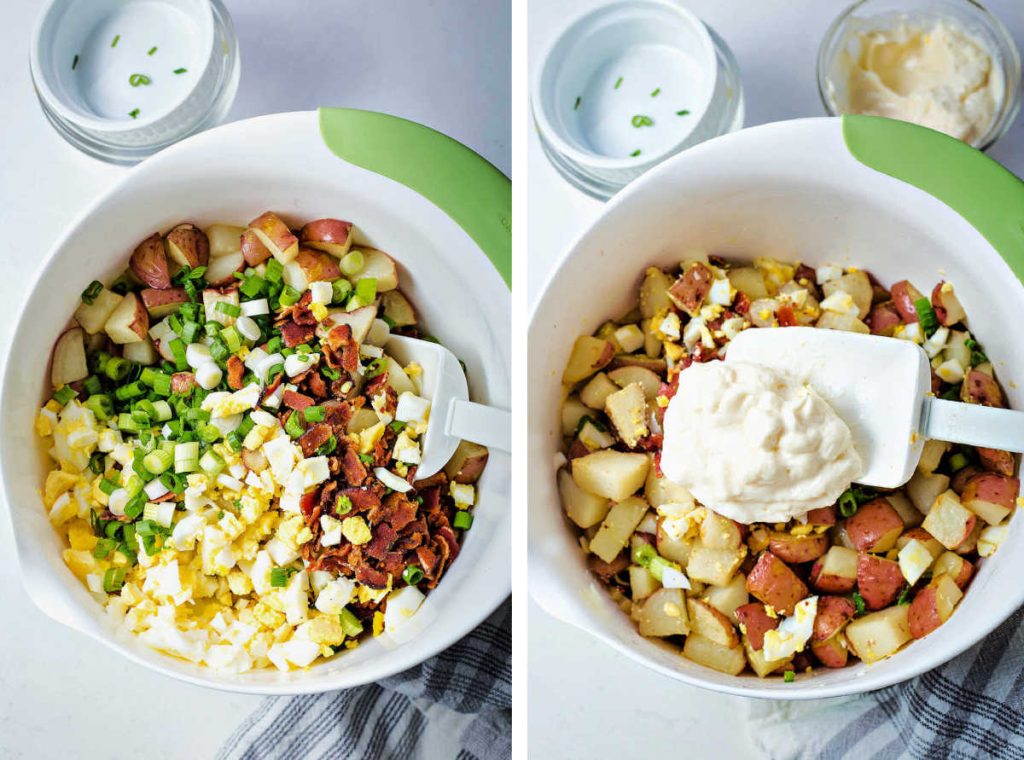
81;280;103;305
270;567;290;588
173;67;188;74
574;96;581;110
72;54;80;70
402;565;424;585
614;76;623;89
631;114;654;128
897;586;912;605
111;35;120;48
783;670;795;683
129;108;140;119
339;607;363;637
148;46;158;56
630;149;641;157
913;297;939;337
129;73;152;87
53;386;78;405
676;109;690;116
838;489;859;518
852;591;866;615
453;511;473;531
651;87;661;97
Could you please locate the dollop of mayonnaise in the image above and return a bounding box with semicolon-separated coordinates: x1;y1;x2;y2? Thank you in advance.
660;361;862;524
839;20;1000;145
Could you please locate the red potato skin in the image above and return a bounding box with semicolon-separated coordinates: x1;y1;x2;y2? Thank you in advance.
734;602;779;650
294;248;342;282
868;301;903;336
240;228;272;266
845;498;904;553
809;558;857;594
952;465;984;495
977;448;1016;478
806;506;836;527
165;223;210;267
745;552;809;616
856;553;904;610
130;233;172;289
945;556;975;589
140;287;189;315
965;370;1004;408
813;596;857;641
811;634;849;669
899;527;942;556
668;262;714;316
908;586;944;639
962;472;1020;510
768;532;829;563
890;280;923;323
931;282;951;326
300;218;353;250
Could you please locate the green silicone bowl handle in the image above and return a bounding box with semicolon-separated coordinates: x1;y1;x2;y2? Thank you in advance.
318;107;511;288
843;114;1024;283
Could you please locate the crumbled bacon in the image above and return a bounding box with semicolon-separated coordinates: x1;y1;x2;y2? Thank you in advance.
776;303;798;327
261;371;283;403
171;372;196;395
281;321;316;347
734;292;751;314
283;390;314;411
291;291;317;326
340;486;381;512
365;522;399;560
339;443;369;485
226;355;245;390
298;423;333;457
305;370;327;398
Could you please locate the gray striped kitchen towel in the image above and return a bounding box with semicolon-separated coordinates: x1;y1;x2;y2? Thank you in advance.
745;607;1024;759
217;598;511;760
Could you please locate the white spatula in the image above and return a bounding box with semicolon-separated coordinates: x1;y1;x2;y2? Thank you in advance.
725;327;1023;489
385;335;511;479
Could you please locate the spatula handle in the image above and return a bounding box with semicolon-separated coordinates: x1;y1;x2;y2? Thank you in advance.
923;397;1024;453
447;400;512;453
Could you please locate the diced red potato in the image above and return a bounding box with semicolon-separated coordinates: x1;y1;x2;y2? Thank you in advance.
140;287;189;318
955;521;983;555
922;490;977;550
806;506;836;527
700;511;744;550
745;552;808;615
908;574;963;639
951;464;984;495
734;602;779;650
608;354;667;373
607;366;661;400
380;290;416;328
103;292;149;344
856;553;904;610
639;588;689;637
682;634;747;676
562;336;615;384
667;262;714;316
728;267;769;301
886;491;923;529
703;574;749;622
918;440;951;475
686;544;746;587
299;218;354;258
933;551;974;589
978;447;1016;477
810;545;858;594
907;470;950;514
240;228;273;266
130;232;172;289
845;498;904;553
205;224;245;258
353;249;399;292
50;328;89;387
745;635;794;677
247;211;298;264
444;441;490;485
890;280;924;323
164;223;210;268
845;606;912;663
768;532;829;563
123;337;158;365
895;527;943;560
816;311;869;334
205;251;246;286
931;281;967;326
868;301;902;336
822;271;872;319
961;472;1019;526
687;599;739;647
810;633;850;669
587;496;648;563
639;267;674;318
962;369;1004;407
75;287;123;334
283;248;343;292
812;596;856;641
571;450;649;502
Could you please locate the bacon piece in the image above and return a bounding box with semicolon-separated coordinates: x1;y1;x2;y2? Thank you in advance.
776;304;798;327
588;553;628;580
413;471;448;490
416;546;438;577
226;355;245;390
299;490;319;520
171;372;196;395
669;262;714;317
261;371;283;403
281;321;316;348
633;433;663;452
382;492;418;532
366;522;399;560
283;390;314;411
355;563;389;589
364;373;390;398
419;486;441;516
306;370;327;398
323;400;354;428
340;486;381;512
734;292;751;315
325;323;353;350
291;291;317;326
339;443;369;485
566;439;590;460
298;423;333;457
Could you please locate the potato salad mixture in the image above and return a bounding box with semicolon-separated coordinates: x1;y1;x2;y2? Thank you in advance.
558;256;1019;679
39;212;488;672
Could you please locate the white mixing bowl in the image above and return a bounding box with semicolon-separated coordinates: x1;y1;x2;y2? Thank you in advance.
0;109;511;694
529;115;1024;698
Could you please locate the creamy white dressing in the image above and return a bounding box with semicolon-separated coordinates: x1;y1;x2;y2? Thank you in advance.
660;361;862;524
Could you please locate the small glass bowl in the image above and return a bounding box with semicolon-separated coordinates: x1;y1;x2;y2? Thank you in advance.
817;0;1021;151
29;0;240;165
532;0;744;201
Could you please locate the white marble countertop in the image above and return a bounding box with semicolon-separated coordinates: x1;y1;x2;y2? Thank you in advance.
0;1;508;757
527;1;1024;757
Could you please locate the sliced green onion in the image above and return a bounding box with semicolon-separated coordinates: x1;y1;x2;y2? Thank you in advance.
402;565;424;585
614;76;623;89
676;109;690;116
948;452;969;472
453;511;473;531
82;375;103;396
92;538;116;559
630;149;641;157
216;301;241;318
220;326;242;353
316;435;338;456
838;490;859;518
354;278;377;304
99;478;120;496
199;450;226;475
332;279;353;304
197;424;221;443
84;394;112;420
81;280;103;305
265;259;284;283
321;365;341;381
269;567;290;588
265;362;284;381
116;412;142;433
226;431;244;451
103;567;126;593
783;670;795;683
339;607;363;637
303;405;325;422
115;382;145;401
340;250;364;277
631;114;654;128
181;321;200;344
72;54;80;70
168;338;188;370
173;67;187;74
264;336;283;354
151;400;173;421
129;73;151;87
111;34;120;47
650;87;660;97
913;297;939;337
129;108;140;119
88;452;105;475
285;412;305;439
53;386;78;405
148;46;157;55
143;449;173;475
852;591;866;615
278;286;302;307
336;494;353;515
124;493;146;519
174;441;199;473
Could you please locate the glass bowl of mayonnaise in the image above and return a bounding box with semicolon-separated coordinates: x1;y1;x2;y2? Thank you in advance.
817;0;1021;150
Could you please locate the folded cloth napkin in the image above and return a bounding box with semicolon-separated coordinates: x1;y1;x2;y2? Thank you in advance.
745;607;1024;760
217;598;511;760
